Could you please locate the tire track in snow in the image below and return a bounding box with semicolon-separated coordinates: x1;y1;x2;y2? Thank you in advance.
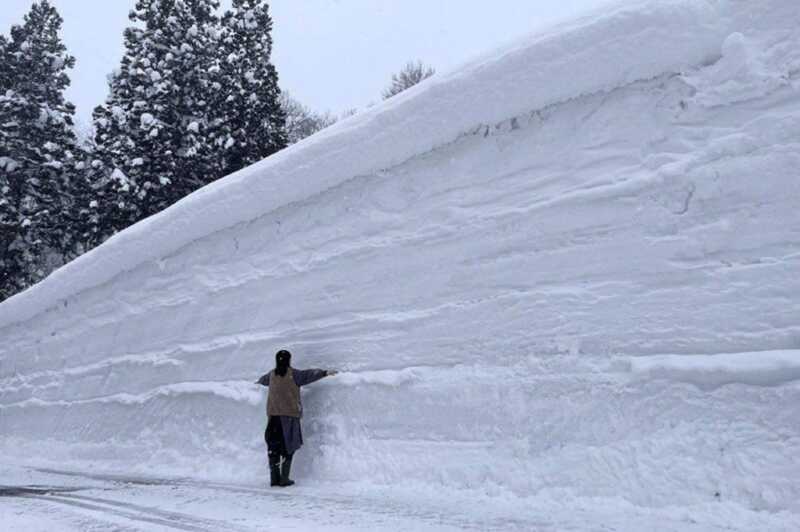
31;467;548;531
7;489;248;531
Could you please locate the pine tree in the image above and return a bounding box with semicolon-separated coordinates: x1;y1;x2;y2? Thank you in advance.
92;0;223;233
62;155;101;254
0;0;81;300
213;0;287;175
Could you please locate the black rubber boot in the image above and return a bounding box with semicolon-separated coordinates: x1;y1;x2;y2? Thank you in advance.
279;454;295;487
269;453;281;487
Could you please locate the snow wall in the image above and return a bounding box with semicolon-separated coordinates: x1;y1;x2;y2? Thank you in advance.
2;0;800;517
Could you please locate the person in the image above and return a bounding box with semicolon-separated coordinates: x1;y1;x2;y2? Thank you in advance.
255;349;337;487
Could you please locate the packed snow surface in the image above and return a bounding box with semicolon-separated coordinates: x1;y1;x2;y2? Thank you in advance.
2;0;800;529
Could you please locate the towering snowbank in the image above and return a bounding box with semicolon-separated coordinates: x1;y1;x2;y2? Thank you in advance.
0;0;733;326
2;0;800;525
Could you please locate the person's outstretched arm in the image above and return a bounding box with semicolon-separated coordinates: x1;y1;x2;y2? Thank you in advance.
255;373;270;386
293;368;337;387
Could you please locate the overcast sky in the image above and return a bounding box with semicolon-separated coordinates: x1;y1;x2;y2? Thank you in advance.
2;0;610;127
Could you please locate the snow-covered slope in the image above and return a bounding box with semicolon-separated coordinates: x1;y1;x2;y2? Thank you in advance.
2;0;800;527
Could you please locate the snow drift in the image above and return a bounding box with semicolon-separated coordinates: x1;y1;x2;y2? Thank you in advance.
2;0;800;525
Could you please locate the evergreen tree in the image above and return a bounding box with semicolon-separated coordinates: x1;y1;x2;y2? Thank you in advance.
213;0;287;175
0;0;80;300
62;155;102;254
92;0;223;233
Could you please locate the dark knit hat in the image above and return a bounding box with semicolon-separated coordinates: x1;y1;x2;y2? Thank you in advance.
275;349;291;376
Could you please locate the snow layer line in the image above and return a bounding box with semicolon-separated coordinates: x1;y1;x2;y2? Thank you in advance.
629;350;800;389
0;380;262;409
0;0;730;326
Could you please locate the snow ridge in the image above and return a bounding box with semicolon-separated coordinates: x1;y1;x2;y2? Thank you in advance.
630;350;800;389
0;380;262;409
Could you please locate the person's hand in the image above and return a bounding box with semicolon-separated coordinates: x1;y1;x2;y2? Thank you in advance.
326;370;338;377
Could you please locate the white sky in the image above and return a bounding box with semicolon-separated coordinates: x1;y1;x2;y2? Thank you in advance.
1;0;611;127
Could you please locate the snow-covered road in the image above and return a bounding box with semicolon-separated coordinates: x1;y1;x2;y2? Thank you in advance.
3;464;797;531
2;465;474;531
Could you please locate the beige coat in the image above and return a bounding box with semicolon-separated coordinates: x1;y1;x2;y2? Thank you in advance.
267;368;301;417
